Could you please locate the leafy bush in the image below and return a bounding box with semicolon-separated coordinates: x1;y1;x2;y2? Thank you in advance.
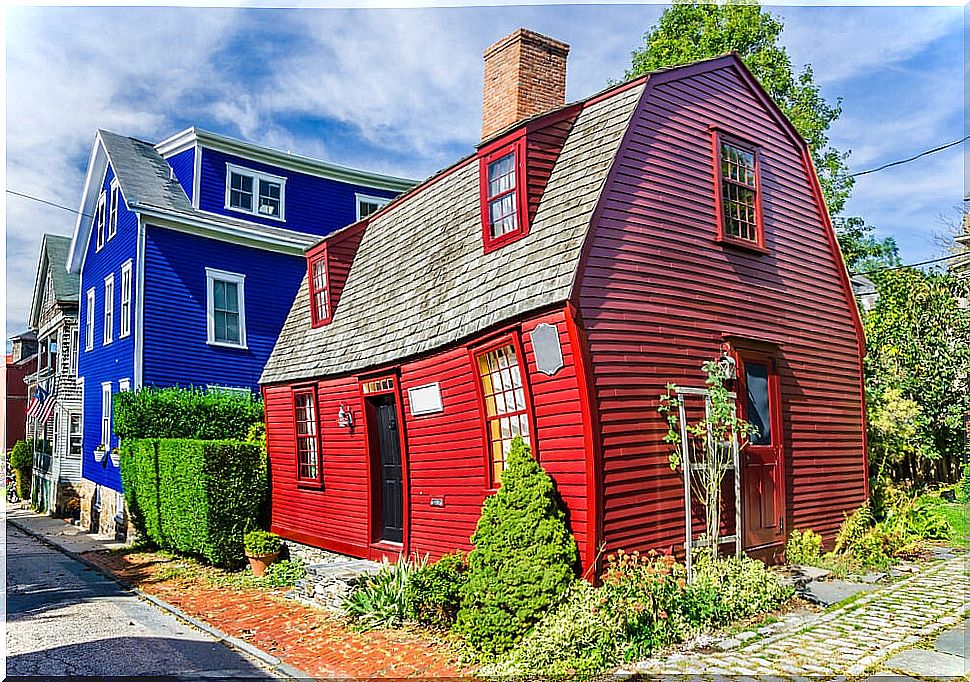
259;558;307;588
601;549;689;659
960;464;970;504
786;528;823;566
343;555;426;630
685;553;792;626
120;438;267;566
114;387;263;441
485;582;625;677
244;530;282;556
834;501;875;554
403;552;468;629
10;440;33;499
455;437;580;659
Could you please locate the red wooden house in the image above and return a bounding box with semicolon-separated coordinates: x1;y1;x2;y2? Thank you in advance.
260;29;867;570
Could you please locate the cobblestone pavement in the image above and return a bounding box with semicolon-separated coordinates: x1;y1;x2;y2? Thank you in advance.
634;556;969;678
6;523;274;679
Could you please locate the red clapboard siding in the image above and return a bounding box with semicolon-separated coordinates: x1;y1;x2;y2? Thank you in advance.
578;63;866;556
264;307;593;567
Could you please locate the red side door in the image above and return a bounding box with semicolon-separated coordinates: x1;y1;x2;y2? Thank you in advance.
738;352;786;551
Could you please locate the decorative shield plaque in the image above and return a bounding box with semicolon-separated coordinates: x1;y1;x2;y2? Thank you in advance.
530;323;563;376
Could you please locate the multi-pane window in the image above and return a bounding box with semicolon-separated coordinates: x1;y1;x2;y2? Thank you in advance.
120;261;132;338
486;152;518;238
101;382;112;448
103;274;114;345
718;140;761;243
206;269;246;347
85;289;95;350
95;193;106;251
356;194;390;220
294;389;321;484
309;255;329;325
108;182;120;240
69;413;82;457
475;342;531;486
71;327;79;373
226;165;285;220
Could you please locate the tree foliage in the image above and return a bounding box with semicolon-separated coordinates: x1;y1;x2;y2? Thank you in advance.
863;268;970;483
834;216;901;273
626;0;852;215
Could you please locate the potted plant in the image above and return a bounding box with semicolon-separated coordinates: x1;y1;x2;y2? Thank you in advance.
93;444;107;463
244;529;283;577
109;447;121;467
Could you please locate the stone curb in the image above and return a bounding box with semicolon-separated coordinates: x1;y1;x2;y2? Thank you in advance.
7;516;315;681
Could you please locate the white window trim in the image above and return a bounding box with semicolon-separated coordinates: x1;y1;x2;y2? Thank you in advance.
71;326;79;374
101;381;112;449
85;288;95;350
224;163;286;222
355;192;390;221
207;384;250;397
205;267;247;349
103;274;114;345
119;378;131;392
108;179;120;240
95;192;107;251
119;260;132;338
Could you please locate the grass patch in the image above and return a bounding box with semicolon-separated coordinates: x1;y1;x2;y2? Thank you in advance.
917;492;969;548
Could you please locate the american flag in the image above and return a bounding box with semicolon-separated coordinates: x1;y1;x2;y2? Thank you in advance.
25;386;46;421
38;385;57;424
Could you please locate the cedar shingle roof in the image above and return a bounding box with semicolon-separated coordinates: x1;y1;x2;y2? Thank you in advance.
260;82;645;384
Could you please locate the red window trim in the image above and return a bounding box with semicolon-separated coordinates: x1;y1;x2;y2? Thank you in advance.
292;385;324;488
711;128;766;252
307;248;332;327
468;331;537;490
479;135;529;253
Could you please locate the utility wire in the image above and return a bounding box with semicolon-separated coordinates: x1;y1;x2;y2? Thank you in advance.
6;189;92;219
849;135;970;178
851;251;969;276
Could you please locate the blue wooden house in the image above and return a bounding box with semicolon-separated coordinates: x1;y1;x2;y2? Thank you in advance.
66;127;414;536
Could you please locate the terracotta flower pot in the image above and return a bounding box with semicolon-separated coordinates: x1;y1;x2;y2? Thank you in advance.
246;551;279;577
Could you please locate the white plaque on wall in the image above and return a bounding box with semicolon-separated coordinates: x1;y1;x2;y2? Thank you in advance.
530;323;564;376
408;382;444;416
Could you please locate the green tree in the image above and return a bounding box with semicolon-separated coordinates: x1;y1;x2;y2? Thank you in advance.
834;216;901;273
863;268;970;484
626;0;852;215
455;437;579;659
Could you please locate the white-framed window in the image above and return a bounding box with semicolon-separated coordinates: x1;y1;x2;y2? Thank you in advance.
355;193;390;221
95;192;106;251
205;268;247;348
69;413;82;457
101;381;112;448
206;384;251;397
119;378;131;392
225;164;285;220
85;289;95;350
120;260;132;338
108;180;120;240
103;274;114;345
71;327;79;373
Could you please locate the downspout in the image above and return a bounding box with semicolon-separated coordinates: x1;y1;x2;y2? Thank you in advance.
134;216;146;389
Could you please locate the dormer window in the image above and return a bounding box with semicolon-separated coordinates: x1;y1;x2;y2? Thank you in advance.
308;251;331;327
713;131;764;248
225;164;285;221
356;193;390;221
479;138;528;252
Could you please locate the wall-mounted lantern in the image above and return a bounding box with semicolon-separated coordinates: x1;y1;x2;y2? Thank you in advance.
717;343;738;381
337;403;354;429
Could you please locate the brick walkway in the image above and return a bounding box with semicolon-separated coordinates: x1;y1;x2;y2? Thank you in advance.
634;556;969;677
81;550;463;678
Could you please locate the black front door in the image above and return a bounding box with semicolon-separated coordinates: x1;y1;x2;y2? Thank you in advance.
373;395;403;543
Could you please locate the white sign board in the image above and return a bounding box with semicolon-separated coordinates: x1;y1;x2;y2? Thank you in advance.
408;382;443;416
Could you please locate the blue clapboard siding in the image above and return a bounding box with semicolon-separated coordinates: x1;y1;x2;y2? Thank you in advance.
167;147;196;203
196;147;399;236
141;225;305;390
78;163;137;492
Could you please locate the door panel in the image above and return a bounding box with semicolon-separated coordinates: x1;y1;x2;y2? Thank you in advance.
373;396;403;544
740;355;785;550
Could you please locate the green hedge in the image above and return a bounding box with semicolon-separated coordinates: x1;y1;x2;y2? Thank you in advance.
10;439;32;499
114;387;263;441
120;438;267;566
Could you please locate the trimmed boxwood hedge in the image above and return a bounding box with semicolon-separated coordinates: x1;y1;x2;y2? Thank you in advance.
114;387;263;441
120;438;267;566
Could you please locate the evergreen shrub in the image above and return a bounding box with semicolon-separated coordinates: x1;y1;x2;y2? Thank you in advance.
403;551;469;628
114;387;263;441
454;437;579;659
10;439;33;499
120;438;267;566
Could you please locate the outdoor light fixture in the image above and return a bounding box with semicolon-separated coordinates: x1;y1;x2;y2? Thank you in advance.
337;403;354;429
717;344;738;381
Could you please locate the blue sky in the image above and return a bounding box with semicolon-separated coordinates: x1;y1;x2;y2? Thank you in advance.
4;4;965;338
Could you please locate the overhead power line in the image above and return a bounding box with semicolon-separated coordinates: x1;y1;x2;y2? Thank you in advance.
852;251;969;276
849;135;970;178
6;189;92;219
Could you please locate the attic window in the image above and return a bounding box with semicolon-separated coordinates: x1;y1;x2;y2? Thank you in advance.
479;138;529;252
225;164;285;221
308;251;331;327
95;192;107;251
356;193;390;221
713;132;764;248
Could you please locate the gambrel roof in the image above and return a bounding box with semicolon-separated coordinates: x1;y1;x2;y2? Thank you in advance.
29;234;79;328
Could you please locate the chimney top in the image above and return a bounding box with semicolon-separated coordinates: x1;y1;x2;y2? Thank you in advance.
481;28;570;141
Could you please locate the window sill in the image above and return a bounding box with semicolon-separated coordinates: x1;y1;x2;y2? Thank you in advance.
716;237;770;256
206;340;249;350
297;481;324;491
224;204;286;223
371;540;403;552
119;332;131;339
102;339;113;346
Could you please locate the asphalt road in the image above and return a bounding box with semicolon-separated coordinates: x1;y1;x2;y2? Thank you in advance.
5;522;276;679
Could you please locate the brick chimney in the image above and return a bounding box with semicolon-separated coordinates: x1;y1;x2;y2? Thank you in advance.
481;29;570;141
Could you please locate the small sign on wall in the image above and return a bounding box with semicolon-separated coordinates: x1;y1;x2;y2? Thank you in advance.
530;323;564;376
408;382;443;416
